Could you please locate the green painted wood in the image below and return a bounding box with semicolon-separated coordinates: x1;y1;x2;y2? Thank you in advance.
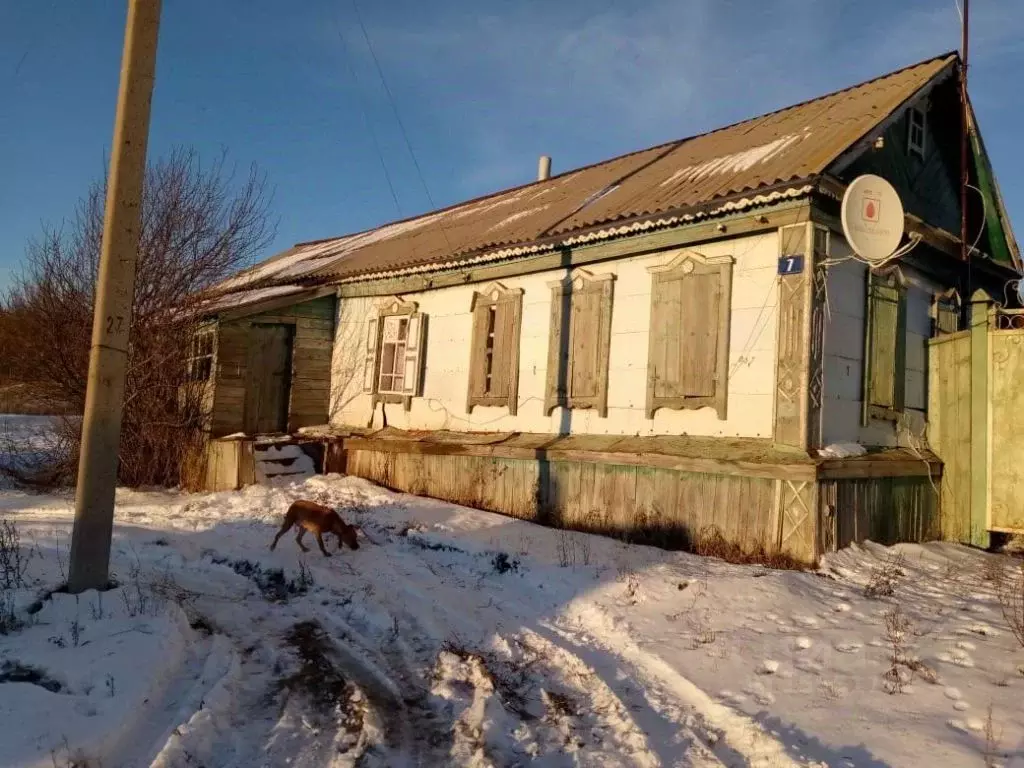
842;80;962;236
969;290;992;549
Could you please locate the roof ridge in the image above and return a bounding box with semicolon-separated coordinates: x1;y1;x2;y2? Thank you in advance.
292;50;958;250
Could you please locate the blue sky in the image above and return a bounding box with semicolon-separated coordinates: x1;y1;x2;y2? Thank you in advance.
2;1;1022;291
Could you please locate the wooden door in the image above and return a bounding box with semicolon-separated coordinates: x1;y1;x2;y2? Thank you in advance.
243;324;293;434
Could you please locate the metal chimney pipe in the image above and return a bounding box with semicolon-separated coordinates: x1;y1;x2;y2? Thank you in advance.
537;155;551;181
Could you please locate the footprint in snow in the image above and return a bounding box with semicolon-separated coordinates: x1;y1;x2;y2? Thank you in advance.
953;701;971;712
834;642;862;654
938;650;976;668
832;603;852;613
956;640;977;651
794;615;819;628
744;682;776;705
793;636;813;651
944;687;962;700
757;660;780;675
961;623;999;638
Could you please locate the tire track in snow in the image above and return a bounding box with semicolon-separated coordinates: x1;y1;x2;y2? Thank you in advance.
552;600;816;768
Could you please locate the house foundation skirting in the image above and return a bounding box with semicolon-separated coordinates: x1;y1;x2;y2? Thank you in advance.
334;435;942;565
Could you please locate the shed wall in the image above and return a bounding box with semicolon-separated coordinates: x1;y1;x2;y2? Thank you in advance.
211;296;335;436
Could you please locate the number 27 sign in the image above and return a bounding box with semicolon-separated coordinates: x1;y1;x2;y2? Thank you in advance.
778;254;805;275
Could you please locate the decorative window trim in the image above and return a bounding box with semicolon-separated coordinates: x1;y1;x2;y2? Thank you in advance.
907;105;926;159
862;267;908;424
932;288;962;336
645;251;733;420
187;328;216;382
543;269;615;418
466;282;524;415
362;297;426;412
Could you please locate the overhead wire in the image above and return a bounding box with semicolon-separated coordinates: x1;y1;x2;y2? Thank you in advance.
349;0;455;255
332;17;403;219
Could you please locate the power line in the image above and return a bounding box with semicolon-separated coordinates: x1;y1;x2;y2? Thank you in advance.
331;17;403;218
349;0;454;252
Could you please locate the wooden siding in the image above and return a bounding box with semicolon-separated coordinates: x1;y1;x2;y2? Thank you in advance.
988;329;1024;532
210;296;335;436
927;331;971;541
345;447;816;562
841;77;962;237
820;476;940;551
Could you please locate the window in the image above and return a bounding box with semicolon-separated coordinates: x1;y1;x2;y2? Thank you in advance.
543;270;615;417
645;251;733;419
467;284;523;414
187;330;214;381
362;299;426;409
933;289;961;335
863;269;908;423
908;106;926;159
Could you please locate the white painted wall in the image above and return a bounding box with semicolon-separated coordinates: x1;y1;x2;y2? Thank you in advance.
820;232;936;447
330;232;781;438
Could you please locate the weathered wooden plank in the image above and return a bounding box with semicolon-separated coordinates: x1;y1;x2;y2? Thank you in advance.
340;437;817;480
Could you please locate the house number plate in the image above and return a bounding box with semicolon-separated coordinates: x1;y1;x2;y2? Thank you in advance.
778;255;805;275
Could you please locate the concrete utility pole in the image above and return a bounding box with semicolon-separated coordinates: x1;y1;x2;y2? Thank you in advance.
68;0;162;593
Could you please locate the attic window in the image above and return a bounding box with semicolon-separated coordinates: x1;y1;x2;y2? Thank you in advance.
908;107;926;159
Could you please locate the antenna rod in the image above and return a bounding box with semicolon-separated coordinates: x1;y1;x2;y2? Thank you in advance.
960;0;970;264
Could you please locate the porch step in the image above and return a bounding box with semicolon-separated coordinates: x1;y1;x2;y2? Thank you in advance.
253;443;315;484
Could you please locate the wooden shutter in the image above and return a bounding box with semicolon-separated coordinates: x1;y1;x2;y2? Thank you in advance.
362;317;378;393
864;272;906;421
544;286;567;414
467;302;490;401
466;289;523;414
680;271;719;397
401;312;425;396
645;254;732;419
490;297;515;399
544;274;614;417
570;287;600;399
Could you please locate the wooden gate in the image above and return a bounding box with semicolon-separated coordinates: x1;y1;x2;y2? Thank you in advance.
243;324;294;434
928;293;1024;544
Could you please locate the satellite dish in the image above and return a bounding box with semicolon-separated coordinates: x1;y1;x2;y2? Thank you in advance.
840;174;905;263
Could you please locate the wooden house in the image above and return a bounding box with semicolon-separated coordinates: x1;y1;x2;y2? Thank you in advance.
195;52;1020;562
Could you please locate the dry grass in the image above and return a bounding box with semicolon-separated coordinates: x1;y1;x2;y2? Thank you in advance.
692;526;806;571
996;561;1024;650
984;703;1002;768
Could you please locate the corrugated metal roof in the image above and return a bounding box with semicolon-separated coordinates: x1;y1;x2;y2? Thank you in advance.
217;53;956;294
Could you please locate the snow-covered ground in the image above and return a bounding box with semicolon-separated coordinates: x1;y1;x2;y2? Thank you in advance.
1;474;1023;767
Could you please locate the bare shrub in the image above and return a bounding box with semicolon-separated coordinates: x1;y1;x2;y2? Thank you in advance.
864;551;906;599
883;605;911;694
881;604;937;693
557;530;575;569
578;533;592;567
0;519;28;590
0;148;274;489
984;703;1002;768
997;561;1024;649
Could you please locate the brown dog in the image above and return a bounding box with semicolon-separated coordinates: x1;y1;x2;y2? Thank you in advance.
270;500;360;557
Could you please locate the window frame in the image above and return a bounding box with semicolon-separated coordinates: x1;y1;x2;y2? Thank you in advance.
932;288;962;336
466;283;523;415
907;105;927;159
543;269;615;418
862;267;908;424
187;328;215;382
362;298;426;411
645;251;733;420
